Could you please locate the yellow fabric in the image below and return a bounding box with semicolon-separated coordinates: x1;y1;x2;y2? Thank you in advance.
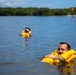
41;57;60;66
61;49;76;62
41;50;59;65
21;30;29;38
52;50;58;56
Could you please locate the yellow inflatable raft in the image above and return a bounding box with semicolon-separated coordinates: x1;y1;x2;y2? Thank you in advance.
41;49;76;66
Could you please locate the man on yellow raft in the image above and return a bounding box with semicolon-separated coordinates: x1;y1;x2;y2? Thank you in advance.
19;27;32;38
41;42;76;66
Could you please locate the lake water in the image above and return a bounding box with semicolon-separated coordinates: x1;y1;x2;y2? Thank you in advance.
0;16;76;75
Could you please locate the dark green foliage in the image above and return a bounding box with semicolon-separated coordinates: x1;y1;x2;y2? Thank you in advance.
0;7;76;16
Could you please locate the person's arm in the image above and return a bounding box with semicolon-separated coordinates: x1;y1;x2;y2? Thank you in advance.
54;55;65;61
19;30;24;36
45;53;65;61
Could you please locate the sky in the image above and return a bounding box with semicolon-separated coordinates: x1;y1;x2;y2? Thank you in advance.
0;0;76;9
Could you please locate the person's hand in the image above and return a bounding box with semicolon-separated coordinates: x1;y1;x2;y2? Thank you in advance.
49;54;56;59
19;34;22;36
45;53;56;59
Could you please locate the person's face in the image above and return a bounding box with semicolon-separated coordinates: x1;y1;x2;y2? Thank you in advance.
25;29;30;32
57;44;68;55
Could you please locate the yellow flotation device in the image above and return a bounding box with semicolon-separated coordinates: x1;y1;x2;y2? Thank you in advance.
21;30;29;38
41;49;76;66
61;50;76;62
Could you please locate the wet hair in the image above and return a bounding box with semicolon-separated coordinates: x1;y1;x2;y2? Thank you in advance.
25;27;31;31
60;42;71;50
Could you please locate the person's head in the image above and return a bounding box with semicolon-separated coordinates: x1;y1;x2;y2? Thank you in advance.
57;42;71;55
24;29;29;33
25;27;31;31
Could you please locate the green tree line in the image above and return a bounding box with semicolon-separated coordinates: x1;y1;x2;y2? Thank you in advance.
0;7;76;16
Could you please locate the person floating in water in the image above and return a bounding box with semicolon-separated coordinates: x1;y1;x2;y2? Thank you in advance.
45;42;71;60
41;42;76;66
19;27;32;38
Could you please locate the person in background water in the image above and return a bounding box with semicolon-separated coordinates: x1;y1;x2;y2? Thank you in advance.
45;42;71;61
25;27;32;37
19;27;32;37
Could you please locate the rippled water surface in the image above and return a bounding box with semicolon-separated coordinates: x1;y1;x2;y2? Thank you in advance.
0;16;76;75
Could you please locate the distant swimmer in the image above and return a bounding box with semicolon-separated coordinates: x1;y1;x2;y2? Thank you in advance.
19;27;32;38
24;27;32;37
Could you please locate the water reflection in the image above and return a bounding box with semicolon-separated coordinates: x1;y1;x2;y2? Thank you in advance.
57;60;76;75
22;38;32;51
0;62;16;66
